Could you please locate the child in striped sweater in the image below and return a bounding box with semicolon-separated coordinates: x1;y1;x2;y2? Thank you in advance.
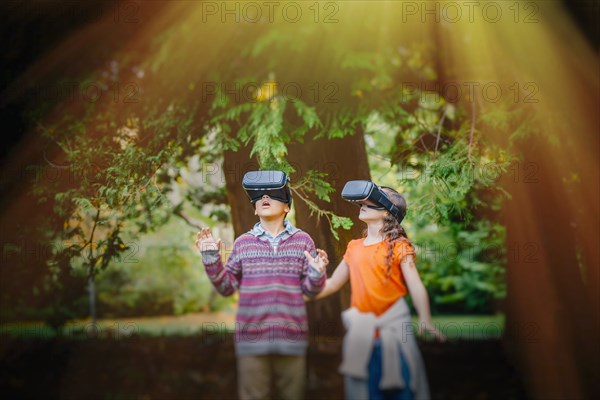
195;181;328;400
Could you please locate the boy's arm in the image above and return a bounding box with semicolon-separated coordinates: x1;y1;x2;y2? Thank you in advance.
300;240;327;298
197;228;242;296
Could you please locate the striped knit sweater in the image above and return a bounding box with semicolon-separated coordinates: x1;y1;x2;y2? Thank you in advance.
201;230;326;356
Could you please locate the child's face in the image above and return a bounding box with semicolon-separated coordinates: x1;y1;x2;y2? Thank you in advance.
358;204;387;223
254;195;290;219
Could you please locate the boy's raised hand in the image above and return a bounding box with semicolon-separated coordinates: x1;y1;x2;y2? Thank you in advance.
304;249;329;274
195;227;222;252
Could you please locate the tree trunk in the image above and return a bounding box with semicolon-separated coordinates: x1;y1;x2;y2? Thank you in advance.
500;136;599;400
288;132;371;342
430;10;600;397
222;144;260;237
88;274;97;327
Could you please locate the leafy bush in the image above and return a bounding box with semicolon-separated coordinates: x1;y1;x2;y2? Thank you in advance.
94;218;234;318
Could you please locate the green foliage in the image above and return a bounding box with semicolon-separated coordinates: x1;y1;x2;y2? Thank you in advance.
291;170;353;240
41;105;189;227
210;90;323;172
406;142;512;223
27;67;202;325
95;218;234;317
364;87;527;312
208;83;353;239
413;220;507;313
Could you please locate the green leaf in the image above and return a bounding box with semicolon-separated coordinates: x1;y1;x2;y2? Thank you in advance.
292;100;321;129
332;215;353;230
73;197;94;211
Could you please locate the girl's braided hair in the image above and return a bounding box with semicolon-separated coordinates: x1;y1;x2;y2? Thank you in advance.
363;187;410;277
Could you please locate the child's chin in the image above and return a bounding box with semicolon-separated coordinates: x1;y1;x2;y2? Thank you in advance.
258;211;284;218
358;214;376;222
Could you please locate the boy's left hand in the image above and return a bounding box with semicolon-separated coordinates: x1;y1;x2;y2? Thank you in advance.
304;249;329;274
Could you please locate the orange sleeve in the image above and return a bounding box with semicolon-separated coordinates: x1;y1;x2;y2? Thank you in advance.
343;239;356;264
394;239;416;266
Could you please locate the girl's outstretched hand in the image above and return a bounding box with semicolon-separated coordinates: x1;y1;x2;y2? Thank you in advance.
195;227;222;252
304;249;329;274
418;319;447;342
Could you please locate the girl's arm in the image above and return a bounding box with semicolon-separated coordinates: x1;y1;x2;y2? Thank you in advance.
401;254;446;341
312;259;350;300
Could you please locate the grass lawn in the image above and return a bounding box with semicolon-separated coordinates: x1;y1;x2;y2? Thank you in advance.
0;312;504;340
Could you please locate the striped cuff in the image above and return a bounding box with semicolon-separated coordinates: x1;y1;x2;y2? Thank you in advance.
201;249;220;265
308;265;325;279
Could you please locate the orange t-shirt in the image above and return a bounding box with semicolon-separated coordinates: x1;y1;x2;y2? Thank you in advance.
343;238;416;316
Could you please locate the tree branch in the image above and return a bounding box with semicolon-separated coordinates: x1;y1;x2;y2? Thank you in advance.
86;208;101;279
468;96;477;161
435;107;447;156
173;208;203;230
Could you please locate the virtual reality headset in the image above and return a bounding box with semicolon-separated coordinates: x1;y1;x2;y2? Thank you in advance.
341;180;405;222
242;170;292;204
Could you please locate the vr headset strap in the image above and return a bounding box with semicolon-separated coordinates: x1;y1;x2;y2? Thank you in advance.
376;195;403;222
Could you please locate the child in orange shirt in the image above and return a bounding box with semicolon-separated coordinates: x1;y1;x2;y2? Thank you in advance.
316;183;445;400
